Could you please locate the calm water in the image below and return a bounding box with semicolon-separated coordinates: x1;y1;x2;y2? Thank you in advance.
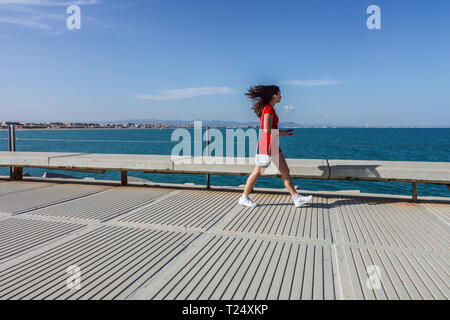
1;128;449;197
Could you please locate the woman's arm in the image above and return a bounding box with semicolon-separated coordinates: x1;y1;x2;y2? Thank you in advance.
264;113;293;136
261;113;273;154
280;129;294;136
263;113;272;133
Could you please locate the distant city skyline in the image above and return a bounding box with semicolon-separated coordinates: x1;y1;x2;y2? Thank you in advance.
1;0;449;126
2;119;449;129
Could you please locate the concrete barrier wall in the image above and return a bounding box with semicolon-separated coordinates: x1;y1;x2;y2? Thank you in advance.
0;151;449;184
328;159;450;183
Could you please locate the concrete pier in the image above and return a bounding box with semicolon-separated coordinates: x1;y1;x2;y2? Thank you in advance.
0;178;448;300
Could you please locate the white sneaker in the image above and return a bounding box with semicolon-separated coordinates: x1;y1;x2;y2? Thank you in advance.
293;193;313;207
239;194;257;208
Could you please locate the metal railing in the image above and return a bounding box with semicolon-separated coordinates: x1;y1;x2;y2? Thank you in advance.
3;124;450;201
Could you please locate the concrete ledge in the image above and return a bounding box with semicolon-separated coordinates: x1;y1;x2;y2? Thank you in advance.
172;156;255;175
49;153;173;171
0;152;83;167
286;158;329;178
1;152;449;186
329;159;450;183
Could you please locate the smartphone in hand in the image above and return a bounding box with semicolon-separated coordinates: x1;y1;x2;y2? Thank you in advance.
285;129;295;135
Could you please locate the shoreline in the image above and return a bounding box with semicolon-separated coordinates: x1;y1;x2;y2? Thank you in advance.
1;126;450;131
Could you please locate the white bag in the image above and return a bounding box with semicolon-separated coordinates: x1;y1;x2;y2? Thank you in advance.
255;139;271;167
255;154;271;167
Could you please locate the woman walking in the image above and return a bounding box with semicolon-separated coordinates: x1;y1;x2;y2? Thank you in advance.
238;85;313;208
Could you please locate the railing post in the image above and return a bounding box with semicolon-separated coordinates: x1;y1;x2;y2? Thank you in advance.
13;167;23;180
121;170;128;186
8;124;16;151
412;182;418;202
8;125;21;180
205;126;211;189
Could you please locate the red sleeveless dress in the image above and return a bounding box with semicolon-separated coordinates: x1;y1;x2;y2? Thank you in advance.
258;104;281;155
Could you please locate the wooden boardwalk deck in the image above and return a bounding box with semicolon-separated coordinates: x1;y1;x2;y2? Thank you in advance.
0;179;448;300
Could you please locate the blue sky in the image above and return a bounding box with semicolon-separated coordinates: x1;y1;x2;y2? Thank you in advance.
0;0;449;126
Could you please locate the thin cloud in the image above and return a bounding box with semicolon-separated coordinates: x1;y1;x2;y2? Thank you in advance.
0;0;99;6
283;79;343;87
135;87;234;101
107;1;140;10
0;16;50;29
0;0;100;33
283;105;295;113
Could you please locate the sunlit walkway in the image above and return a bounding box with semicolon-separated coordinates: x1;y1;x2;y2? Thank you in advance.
0;179;448;300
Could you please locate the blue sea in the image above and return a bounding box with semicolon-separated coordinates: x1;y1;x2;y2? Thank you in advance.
1;128;449;198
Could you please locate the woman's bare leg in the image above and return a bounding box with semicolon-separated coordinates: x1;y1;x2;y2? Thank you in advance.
277;151;297;196
243;165;262;195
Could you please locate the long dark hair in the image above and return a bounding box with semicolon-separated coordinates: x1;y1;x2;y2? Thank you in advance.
245;85;280;117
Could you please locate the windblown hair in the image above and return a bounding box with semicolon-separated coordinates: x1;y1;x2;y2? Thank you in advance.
245;85;280;117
